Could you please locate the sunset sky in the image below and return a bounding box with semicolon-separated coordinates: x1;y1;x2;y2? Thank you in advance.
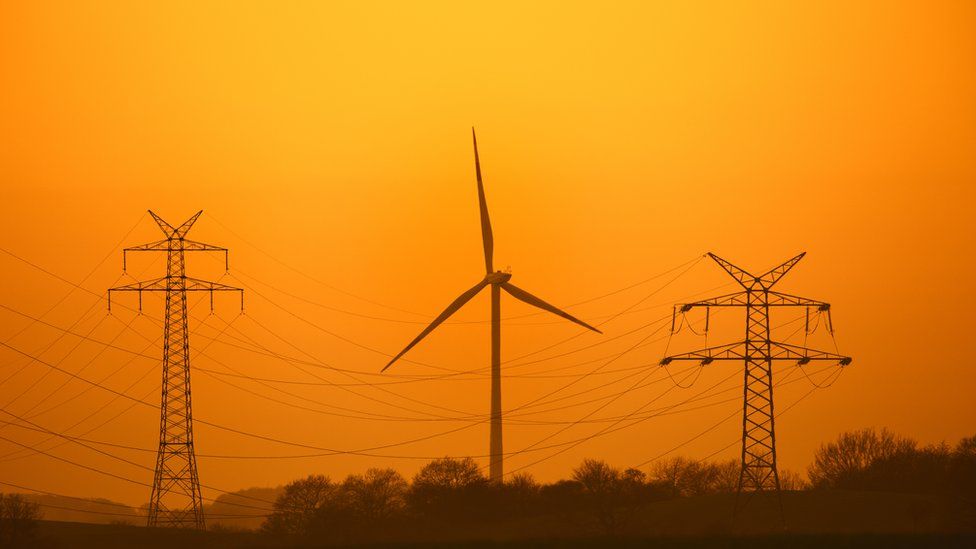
0;1;974;508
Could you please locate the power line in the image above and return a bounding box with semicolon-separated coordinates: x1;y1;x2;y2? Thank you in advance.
0;407;279;513
228;255;705;326
0;213;145;346
503;367;744;477
0;295;220;463
629;363;839;469
0;334;778;467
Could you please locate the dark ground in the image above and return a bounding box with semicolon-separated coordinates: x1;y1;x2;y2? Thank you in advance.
26;490;976;548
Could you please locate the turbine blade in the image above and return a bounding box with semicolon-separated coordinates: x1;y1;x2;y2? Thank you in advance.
472;128;494;273
500;282;602;334
382;278;490;371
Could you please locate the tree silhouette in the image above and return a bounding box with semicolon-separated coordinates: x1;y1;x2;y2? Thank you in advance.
573;458;625;534
650;456;694;497
951;435;976;496
710;459;740;493
255;431;976;542
412;457;485;490
341;468;408;523
0;493;41;548
504;472;540;517
262;474;333;536
409;457;487;522
808;428;917;489
779;468;809;491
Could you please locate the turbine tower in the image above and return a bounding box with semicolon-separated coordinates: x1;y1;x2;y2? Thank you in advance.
108;210;243;529
383;129;602;482
660;252;851;517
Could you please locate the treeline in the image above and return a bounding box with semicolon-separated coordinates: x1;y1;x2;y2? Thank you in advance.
260;428;976;542
807;428;976;496
261;456;806;541
4;428;974;545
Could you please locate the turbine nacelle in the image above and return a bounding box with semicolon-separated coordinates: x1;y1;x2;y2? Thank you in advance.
485;271;513;285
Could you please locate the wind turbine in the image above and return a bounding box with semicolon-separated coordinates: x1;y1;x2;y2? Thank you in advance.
383;128;602;482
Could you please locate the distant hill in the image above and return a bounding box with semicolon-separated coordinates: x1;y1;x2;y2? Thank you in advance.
19;485;283;531
204;486;283;531
22;494;141;525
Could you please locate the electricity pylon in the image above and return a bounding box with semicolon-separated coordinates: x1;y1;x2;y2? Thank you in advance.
382;129;601;483
108;210;242;530
660;252;851;515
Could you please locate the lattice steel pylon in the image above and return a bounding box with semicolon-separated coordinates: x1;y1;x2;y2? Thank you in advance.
108;210;242;530
660;252;851;517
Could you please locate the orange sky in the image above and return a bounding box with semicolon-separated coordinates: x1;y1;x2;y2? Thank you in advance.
0;1;974;507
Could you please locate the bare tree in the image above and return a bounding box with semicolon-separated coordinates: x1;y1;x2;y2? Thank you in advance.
503;472;540;516
507;472;539;494
779;469;809;491
412;457;485;491
573;459;625;534
342;468;408;522
624;468;645;483
956;435;976;458
649;456;695;497
808;428;916;488
0;493;42;547
573;459;621;494
409;457;487;517
683;461;719;496
710;459;740;494
262;475;334;536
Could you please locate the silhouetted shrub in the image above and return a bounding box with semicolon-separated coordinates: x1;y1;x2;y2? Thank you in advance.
573;458;626;534
313;467;410;541
0;493;42;548
408;457;488;524
342;467;408;523
262;474;333;537
807;428;976;499
808;427;917;489
649;457;746;496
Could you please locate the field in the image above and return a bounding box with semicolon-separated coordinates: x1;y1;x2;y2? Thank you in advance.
27;489;976;548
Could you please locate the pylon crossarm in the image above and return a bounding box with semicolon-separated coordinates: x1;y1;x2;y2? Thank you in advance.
126;239;226;252
148;210;176;235
660;341;746;365
108;277;240;293
680;291;830;311
109;277;168;293
182;277;242;293
123;239;229;271
707;253;754;288
758;252;806;289
173;211;203;239
679;291;749;310
765;291;830;309
179;239;228;254
124;239;171;252
769;341;852;365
